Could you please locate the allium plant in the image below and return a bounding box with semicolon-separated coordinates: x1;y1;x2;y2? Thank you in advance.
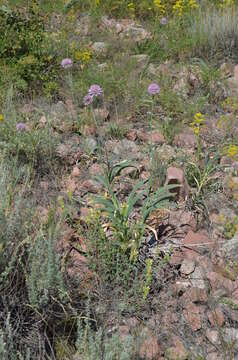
160;17;167;25
88;84;104;97
147;83;160;189
16;123;28;131
83;84;104;159
147;83;160;96
83;84;103;105
83;94;94;106
61;58;73;69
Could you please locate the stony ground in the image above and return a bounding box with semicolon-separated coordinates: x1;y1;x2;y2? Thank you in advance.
2;5;238;360
30;47;238;358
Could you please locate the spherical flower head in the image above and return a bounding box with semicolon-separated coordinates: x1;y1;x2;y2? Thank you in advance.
61;58;73;69
147;83;160;96
160;17;167;25
16;122;27;131
83;94;94;106
88;84;103;97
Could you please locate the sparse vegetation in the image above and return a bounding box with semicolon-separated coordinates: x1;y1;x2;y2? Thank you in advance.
0;0;238;359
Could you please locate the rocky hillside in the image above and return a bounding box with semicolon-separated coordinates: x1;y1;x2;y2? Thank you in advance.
0;1;238;359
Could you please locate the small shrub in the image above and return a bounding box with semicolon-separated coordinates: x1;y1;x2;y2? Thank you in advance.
76;315;136;360
26;210;66;308
189;5;238;59
0;3;58;96
0;88;58;167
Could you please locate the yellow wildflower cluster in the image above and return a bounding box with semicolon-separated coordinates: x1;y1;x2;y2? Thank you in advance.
0;114;4;122
220;0;234;8
221;97;238;114
223;144;238;160
153;0;166;14
74;50;92;64
128;2;135;18
190;112;205;135
173;0;198;16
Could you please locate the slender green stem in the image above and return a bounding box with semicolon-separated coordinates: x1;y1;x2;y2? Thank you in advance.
149;101;154;191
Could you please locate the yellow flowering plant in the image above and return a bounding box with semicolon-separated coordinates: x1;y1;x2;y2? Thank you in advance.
173;0;198;16
153;0;166;14
143;259;153;300
127;2;135;18
223;144;238;160
74;50;92;68
219;0;234;8
190;112;205;160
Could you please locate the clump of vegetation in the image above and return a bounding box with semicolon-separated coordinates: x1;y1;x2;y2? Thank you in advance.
0;0;238;358
0;3;58;98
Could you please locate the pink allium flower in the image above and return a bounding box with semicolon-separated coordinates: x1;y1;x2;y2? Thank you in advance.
160;17;167;25
88;84;103;97
16;123;27;131
61;58;73;69
83;94;94;106
147;83;160;96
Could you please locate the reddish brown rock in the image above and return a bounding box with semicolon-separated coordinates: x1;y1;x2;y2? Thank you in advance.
180;259;196;275
182;287;208;304
139;333;160;360
165;166;190;201
170;249;184;266
137;130;149;142
126;129;137;141
205;329;220;345
183;230;212;248
173;280;191;295
81;179;101;193
83;125;97;136
183;303;205;331
166;336;188;360
207;307;225;327
199;256;212;273
169;208;197;231
151;131;165;144
72;166;81;177
162;311;179;326
207;271;223;291
207;271;237;295
190;266;206;289
233;64;238;80
136;130;165;144
89;163;104;176
232;286;238;301
207;352;223;360
182;230;213;259
174;132;197;149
